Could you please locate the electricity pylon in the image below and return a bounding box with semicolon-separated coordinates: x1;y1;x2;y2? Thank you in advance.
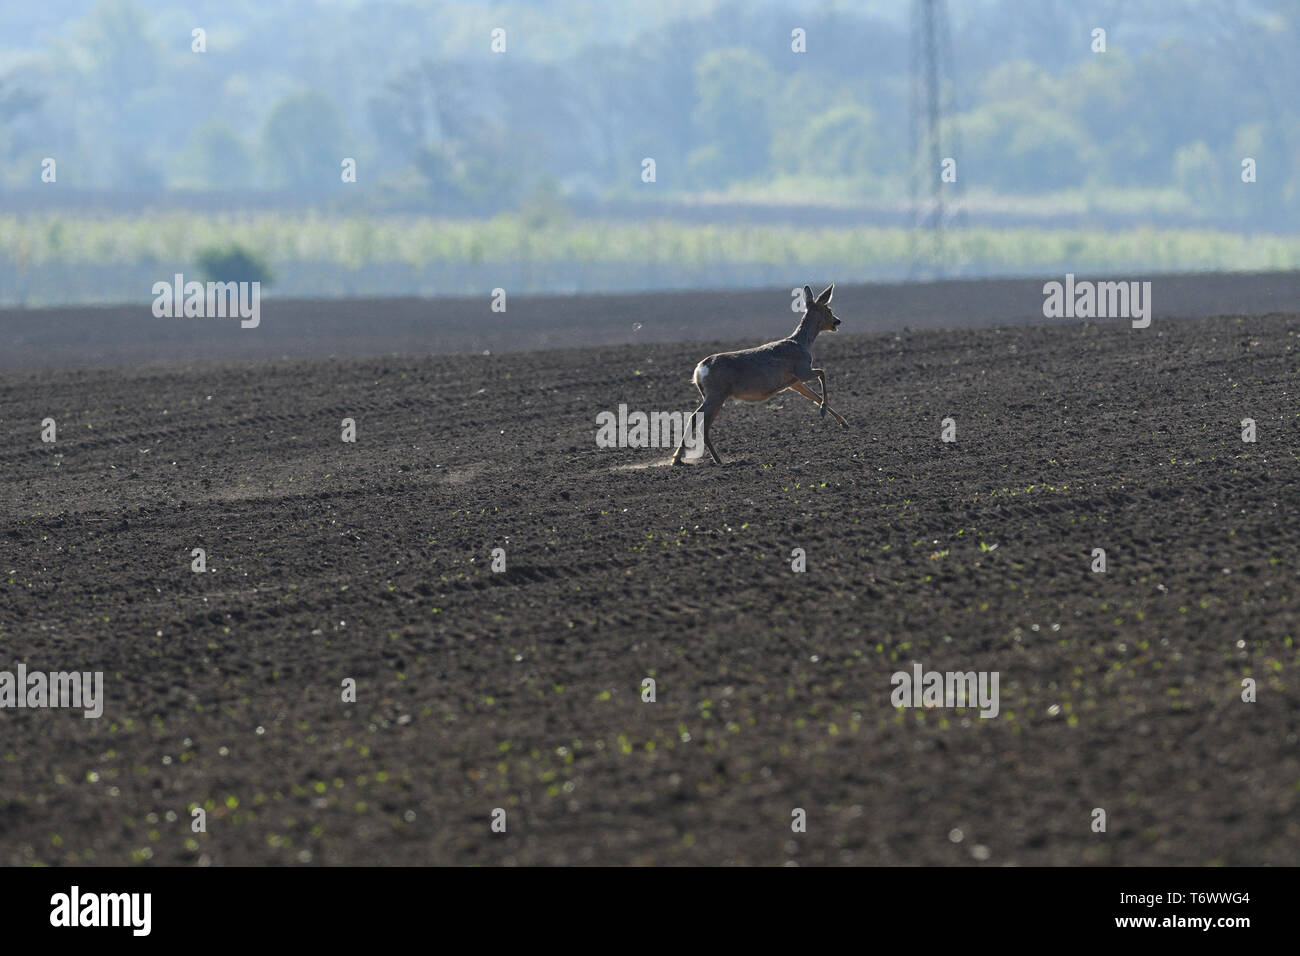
908;0;966;279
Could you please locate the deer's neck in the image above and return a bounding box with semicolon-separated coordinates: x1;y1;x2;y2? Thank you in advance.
789;312;820;351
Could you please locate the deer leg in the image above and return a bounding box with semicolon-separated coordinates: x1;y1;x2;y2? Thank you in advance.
809;369;829;418
792;362;829;419
788;379;848;428
701;404;724;464
812;369;847;428
671;403;705;465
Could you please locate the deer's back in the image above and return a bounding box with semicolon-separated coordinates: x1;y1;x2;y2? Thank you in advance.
703;337;804;368
700;338;805;397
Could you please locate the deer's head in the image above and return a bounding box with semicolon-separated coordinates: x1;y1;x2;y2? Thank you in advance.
803;283;840;332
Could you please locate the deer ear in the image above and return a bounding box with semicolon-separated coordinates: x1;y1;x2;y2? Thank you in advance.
816;283;834;305
802;285;814;308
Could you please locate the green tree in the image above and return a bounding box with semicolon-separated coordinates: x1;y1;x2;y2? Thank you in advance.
688;48;777;186
195;244;274;285
797;105;876;180
261;92;346;190
960;102;1093;194
74;0;160;96
1173;141;1225;217
180;122;252;190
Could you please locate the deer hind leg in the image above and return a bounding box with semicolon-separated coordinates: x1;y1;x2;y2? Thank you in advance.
701;403;724;464
671;371;714;465
672;397;724;465
788;379;848;428
672;397;719;464
671;403;704;465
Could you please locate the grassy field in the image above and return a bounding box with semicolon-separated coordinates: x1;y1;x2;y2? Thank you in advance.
3;213;1300;306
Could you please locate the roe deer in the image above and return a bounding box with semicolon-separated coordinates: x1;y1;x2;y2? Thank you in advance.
671;283;848;466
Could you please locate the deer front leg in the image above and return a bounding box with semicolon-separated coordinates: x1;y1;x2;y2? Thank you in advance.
791;361;828;418
793;365;840;424
788;379;848;428
811;369;829;418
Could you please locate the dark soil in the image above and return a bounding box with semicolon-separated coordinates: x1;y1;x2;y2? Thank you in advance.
0;301;1296;865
